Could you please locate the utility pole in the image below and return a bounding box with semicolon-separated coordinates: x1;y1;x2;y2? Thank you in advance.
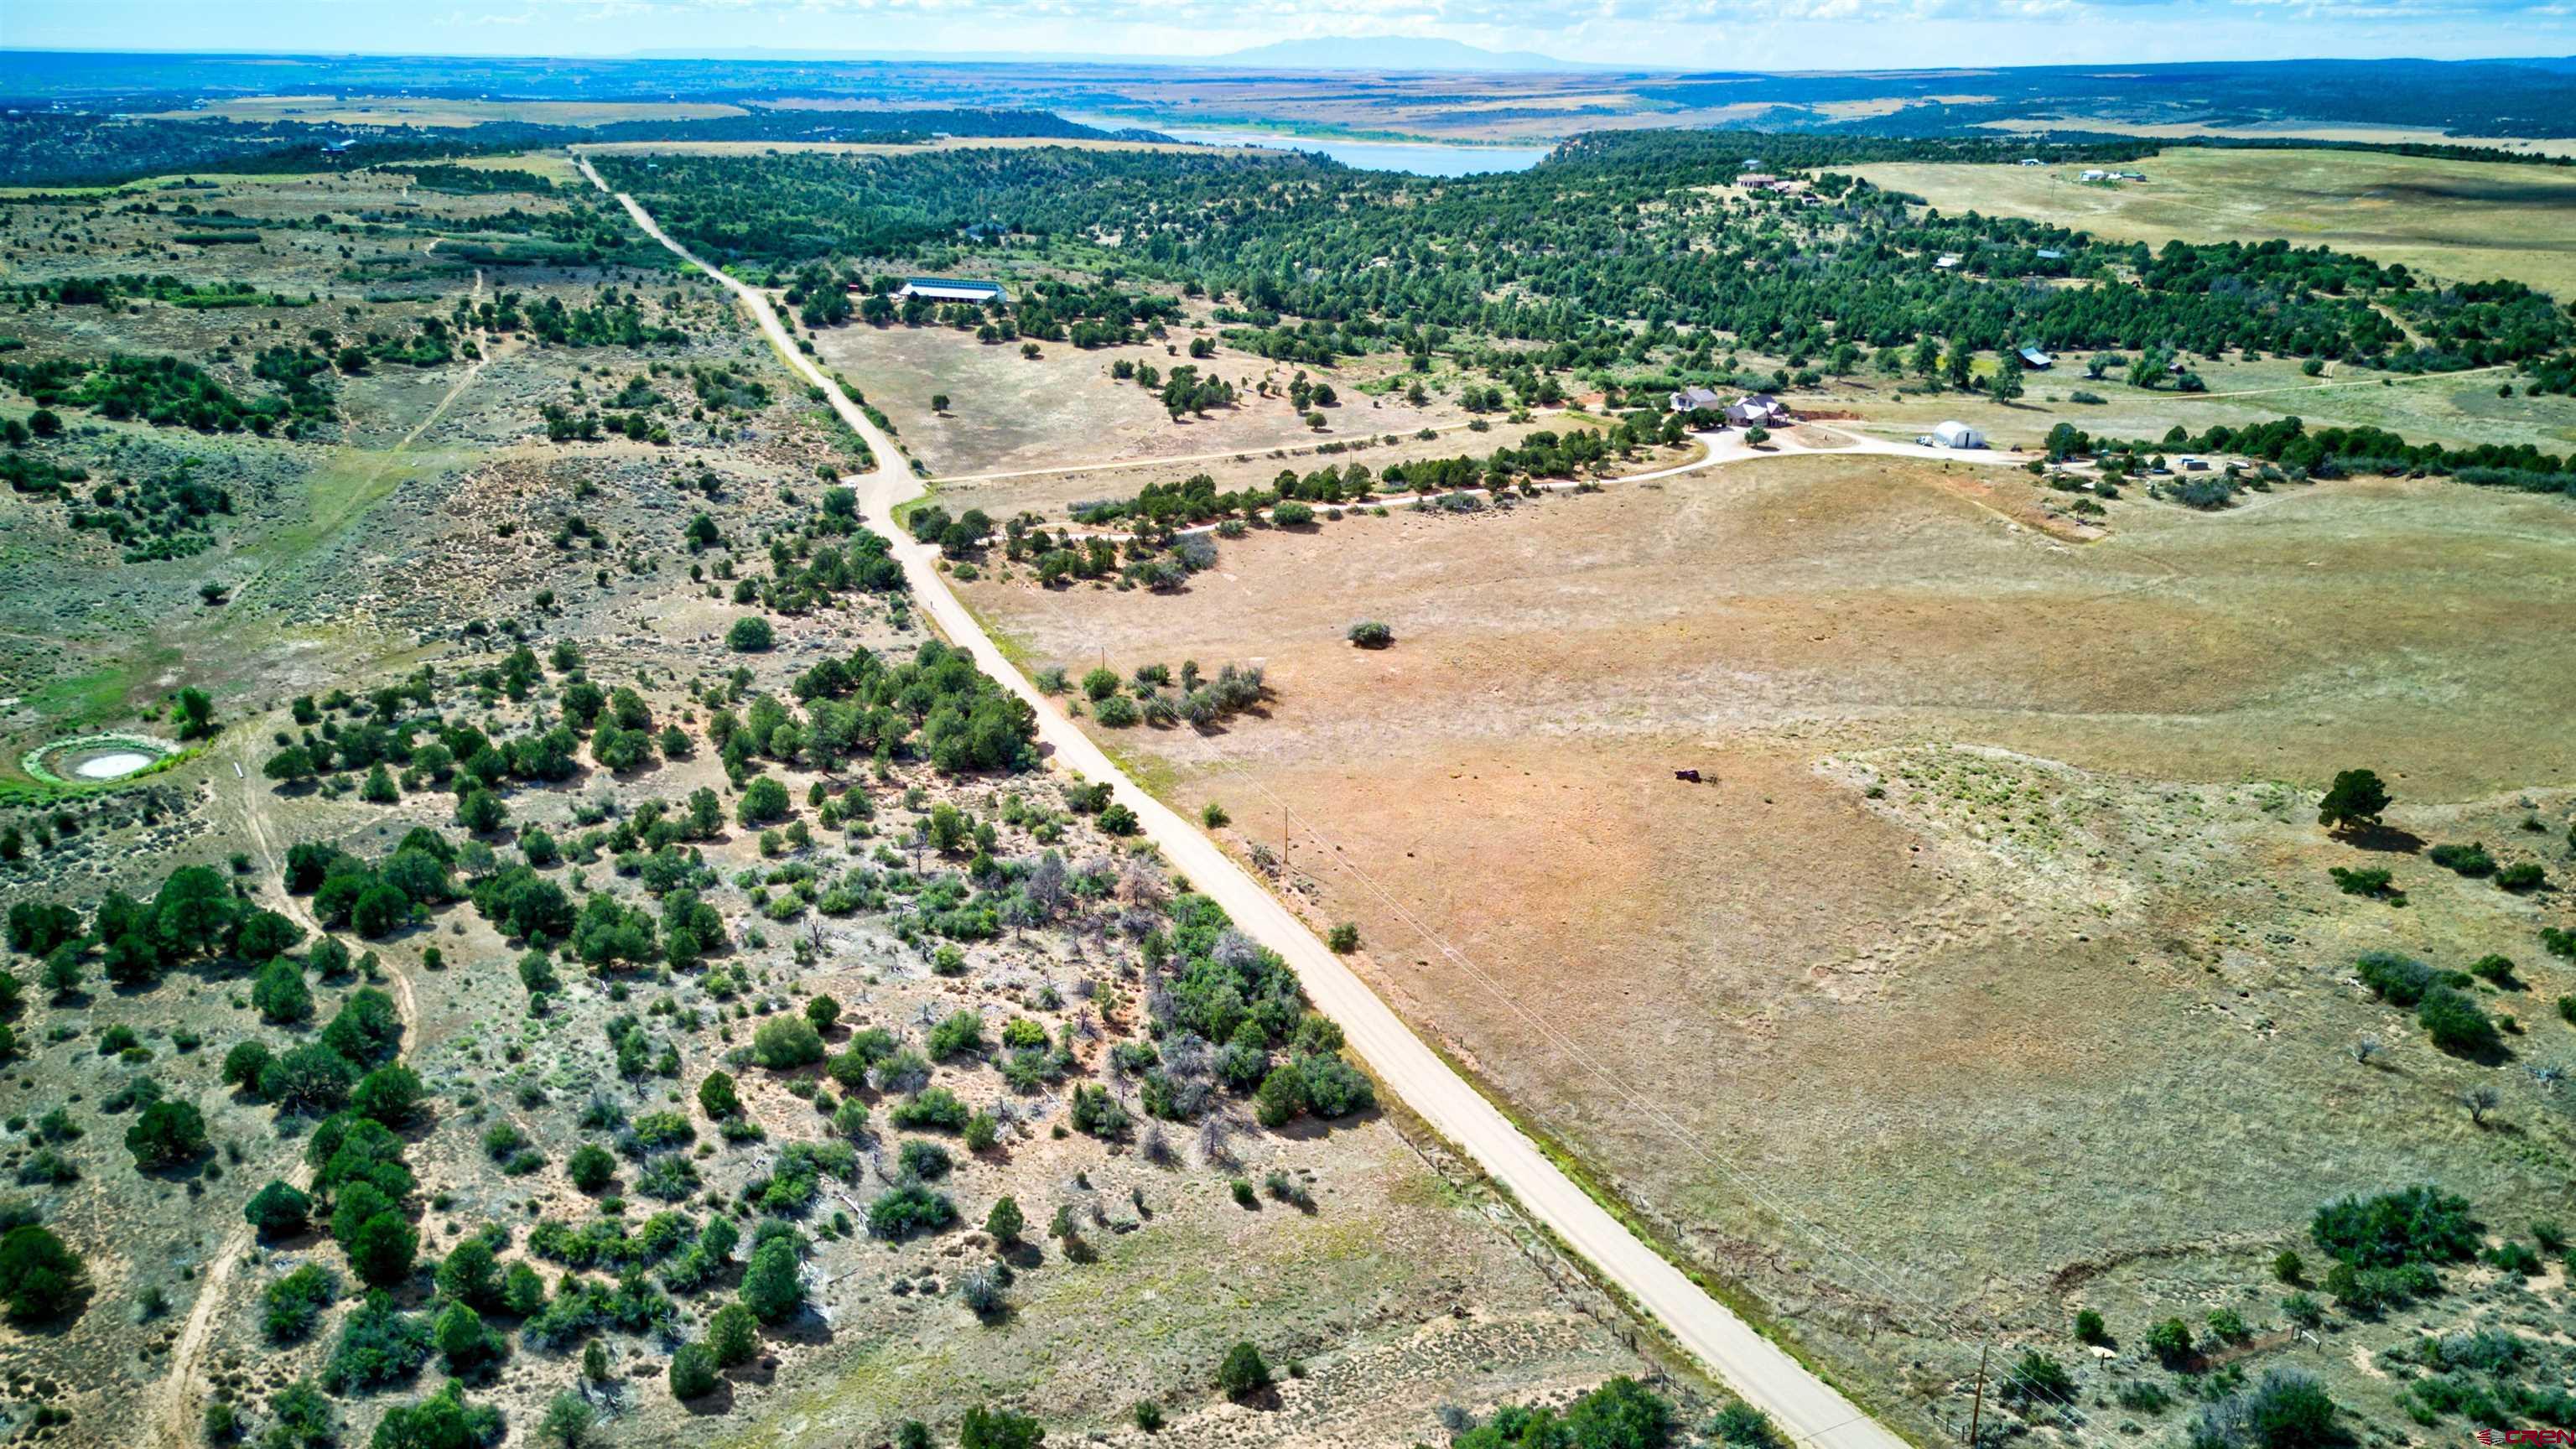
1966;1340;1991;1449
1282;805;1291;872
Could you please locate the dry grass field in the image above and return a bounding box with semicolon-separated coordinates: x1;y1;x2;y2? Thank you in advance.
1785;358;2576;460
1855;148;2576;298
808;321;1488;482
963;453;2576;1436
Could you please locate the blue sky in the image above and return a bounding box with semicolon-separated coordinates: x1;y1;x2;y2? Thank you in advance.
4;0;2571;70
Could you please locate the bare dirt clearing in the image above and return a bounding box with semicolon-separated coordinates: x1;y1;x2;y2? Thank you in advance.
964;450;2576;1433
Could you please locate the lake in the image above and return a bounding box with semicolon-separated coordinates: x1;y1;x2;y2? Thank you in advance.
1072;116;1550;176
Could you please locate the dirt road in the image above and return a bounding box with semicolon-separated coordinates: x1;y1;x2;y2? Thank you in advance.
588;153;1914;1449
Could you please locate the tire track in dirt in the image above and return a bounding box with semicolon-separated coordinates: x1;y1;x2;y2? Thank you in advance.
150;739;420;1449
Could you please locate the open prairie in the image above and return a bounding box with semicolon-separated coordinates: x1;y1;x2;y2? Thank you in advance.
808;322;1491;482
1794;358;2576;459
962;453;2576;1429
1855;148;2576;298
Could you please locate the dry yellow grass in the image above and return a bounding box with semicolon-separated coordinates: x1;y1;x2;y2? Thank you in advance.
962;453;2576;1428
1857;148;2576;296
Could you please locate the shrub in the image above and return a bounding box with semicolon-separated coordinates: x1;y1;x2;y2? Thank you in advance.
434;1301;500;1373
1327;922;1359;953
1271;501;1316;527
2428;842;2496;876
866;1183;957;1240
1218;1341;1271;1400
740;1236;806;1322
1093;693;1139;728
960;1405;1045;1449
1297;1056;1374;1118
253;1036;352;1103
1070;1083;1130;1138
2463;954;2518;988
984;1196;1023;1244
2006;1349;2074;1405
2497;862;2545;891
2272;1250;2303;1284
737;776;790;825
2243;1367;2338;1449
2328;866;2393;898
262;1265;337;1343
2485;1240;2542;1275
668;1341;718;1400
0;1225;85;1323
925;1011;983;1060
2355;951;2436;1005
697;1072;741;1119
351;1065;425;1127
221;1041;274;1093
1347;621;1393;649
345;1211;419;1289
126;1100;210;1169
751;1015;824;1070
567;1144;616;1193
707;1301;758;1367
252;958;315;1023
2144;1317;2193;1365
1254;1061;1304;1128
2310;1184;2478;1268
726;616;775;652
2074;1307;2106;1343
2418;985;2501;1056
322;1291;432;1392
245;1179;314;1237
435;1240;500;1311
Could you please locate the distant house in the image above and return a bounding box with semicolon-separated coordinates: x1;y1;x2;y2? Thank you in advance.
2033;247;2064;261
1929;420;1986;449
1727;393;1788;428
2018;157;2042;166
896;278;1010;305
2080;169;2109;182
2116;170;2147;181
320;138;357;155
1668;386;1723;413
1736;173;1778;189
1934;253;1964;270
2018;345;2054;369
